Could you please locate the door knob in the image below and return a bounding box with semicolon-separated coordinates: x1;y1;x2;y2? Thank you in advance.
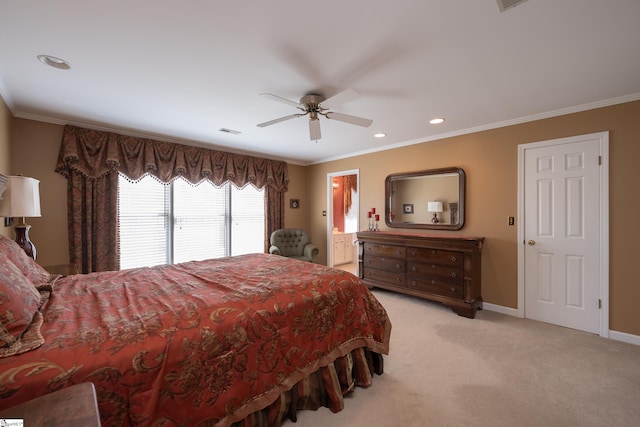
528;240;536;246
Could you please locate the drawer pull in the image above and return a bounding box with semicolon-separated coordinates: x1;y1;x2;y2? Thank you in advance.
451;272;457;279
396;263;402;269
431;264;436;270
431;279;436;284
450;287;456;292
411;280;417;287
411;266;417;272
451;256;457;263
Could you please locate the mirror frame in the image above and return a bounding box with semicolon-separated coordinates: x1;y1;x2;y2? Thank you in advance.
384;167;466;230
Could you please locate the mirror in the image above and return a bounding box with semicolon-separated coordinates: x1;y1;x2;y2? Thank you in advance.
385;167;465;230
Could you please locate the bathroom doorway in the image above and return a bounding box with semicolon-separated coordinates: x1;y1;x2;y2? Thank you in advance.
326;169;359;274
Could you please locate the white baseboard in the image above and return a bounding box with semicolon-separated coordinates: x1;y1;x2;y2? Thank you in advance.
482;302;519;317
483;303;640;347
609;330;640;346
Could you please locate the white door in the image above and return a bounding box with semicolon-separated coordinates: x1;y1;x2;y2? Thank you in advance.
326;169;359;268
520;132;608;335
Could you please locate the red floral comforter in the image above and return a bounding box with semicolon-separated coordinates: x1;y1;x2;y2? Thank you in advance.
0;254;391;426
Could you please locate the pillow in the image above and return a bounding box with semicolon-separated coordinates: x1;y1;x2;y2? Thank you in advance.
0;235;51;286
0;258;47;357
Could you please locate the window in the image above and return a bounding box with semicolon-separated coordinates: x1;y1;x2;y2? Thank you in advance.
118;174;264;269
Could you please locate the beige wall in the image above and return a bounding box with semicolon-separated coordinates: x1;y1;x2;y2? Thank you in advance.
307;100;640;336
11;119;67;266
283;163;310;233
4;99;640;336
0;97;13;238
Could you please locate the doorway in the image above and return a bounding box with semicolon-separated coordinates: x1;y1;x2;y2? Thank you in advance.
517;132;609;336
326;169;359;274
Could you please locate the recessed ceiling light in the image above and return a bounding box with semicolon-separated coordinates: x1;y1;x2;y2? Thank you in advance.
374;133;387;138
37;55;71;70
429;118;445;125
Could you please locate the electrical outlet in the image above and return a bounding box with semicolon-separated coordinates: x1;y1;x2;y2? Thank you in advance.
508;216;515;226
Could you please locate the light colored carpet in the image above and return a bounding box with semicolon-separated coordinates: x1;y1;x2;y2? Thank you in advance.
295;289;640;426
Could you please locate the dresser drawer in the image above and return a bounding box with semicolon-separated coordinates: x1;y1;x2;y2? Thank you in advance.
364;268;406;287
407;247;463;266
357;231;483;318
407;262;463;284
365;255;405;273
364;242;406;259
407;277;464;300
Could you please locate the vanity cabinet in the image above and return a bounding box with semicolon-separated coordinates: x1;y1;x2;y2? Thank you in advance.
357;231;484;318
333;233;355;265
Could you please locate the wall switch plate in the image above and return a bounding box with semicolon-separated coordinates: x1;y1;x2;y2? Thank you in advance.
508;216;515;226
322;210;327;216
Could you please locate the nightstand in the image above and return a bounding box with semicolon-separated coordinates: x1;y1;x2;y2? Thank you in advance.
0;383;101;426
44;263;80;276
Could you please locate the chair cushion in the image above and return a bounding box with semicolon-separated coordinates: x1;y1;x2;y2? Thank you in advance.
270;229;310;258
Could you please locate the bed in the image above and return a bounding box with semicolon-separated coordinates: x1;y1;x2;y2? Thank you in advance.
0;235;391;426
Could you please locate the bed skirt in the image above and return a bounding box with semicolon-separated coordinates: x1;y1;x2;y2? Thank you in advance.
231;348;384;427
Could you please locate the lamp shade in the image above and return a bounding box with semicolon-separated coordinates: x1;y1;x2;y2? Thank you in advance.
0;174;7;200
427;201;443;213
0;176;41;218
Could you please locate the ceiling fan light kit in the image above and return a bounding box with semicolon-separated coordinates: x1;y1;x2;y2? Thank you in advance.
257;89;372;141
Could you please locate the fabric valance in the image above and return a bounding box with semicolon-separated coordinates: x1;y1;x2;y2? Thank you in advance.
55;125;289;191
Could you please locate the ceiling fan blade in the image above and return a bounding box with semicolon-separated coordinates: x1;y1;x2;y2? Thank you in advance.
320;89;360;110
309;118;321;141
325;112;373;127
257;114;302;127
259;93;303;109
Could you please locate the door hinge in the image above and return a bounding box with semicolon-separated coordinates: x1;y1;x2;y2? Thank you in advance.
598;299;602;309
598;155;602;165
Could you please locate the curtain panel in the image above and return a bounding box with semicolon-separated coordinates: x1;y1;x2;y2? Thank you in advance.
343;174;357;215
55;125;289;272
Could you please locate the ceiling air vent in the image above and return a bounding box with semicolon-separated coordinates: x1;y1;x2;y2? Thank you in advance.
497;0;528;12
219;128;241;135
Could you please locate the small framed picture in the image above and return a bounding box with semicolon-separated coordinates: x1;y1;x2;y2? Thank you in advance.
290;199;300;209
403;203;414;214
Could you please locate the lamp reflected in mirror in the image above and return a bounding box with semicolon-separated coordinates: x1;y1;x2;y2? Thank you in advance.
428;201;443;224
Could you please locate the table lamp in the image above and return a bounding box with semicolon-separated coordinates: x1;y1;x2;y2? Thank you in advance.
428;201;443;224
0;175;42;260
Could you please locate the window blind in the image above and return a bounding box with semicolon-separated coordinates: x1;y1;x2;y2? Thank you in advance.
231;184;265;256
118;174;265;268
118;175;169;269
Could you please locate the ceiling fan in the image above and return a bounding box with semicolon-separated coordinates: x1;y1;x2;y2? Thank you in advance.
257;89;373;141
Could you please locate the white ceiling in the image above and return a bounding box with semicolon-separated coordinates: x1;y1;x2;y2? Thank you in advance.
1;0;639;165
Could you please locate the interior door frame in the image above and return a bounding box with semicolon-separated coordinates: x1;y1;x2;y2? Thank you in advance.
326;169;360;268
517;131;609;337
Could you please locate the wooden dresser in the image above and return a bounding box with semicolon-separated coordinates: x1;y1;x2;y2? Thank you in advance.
356;231;484;318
